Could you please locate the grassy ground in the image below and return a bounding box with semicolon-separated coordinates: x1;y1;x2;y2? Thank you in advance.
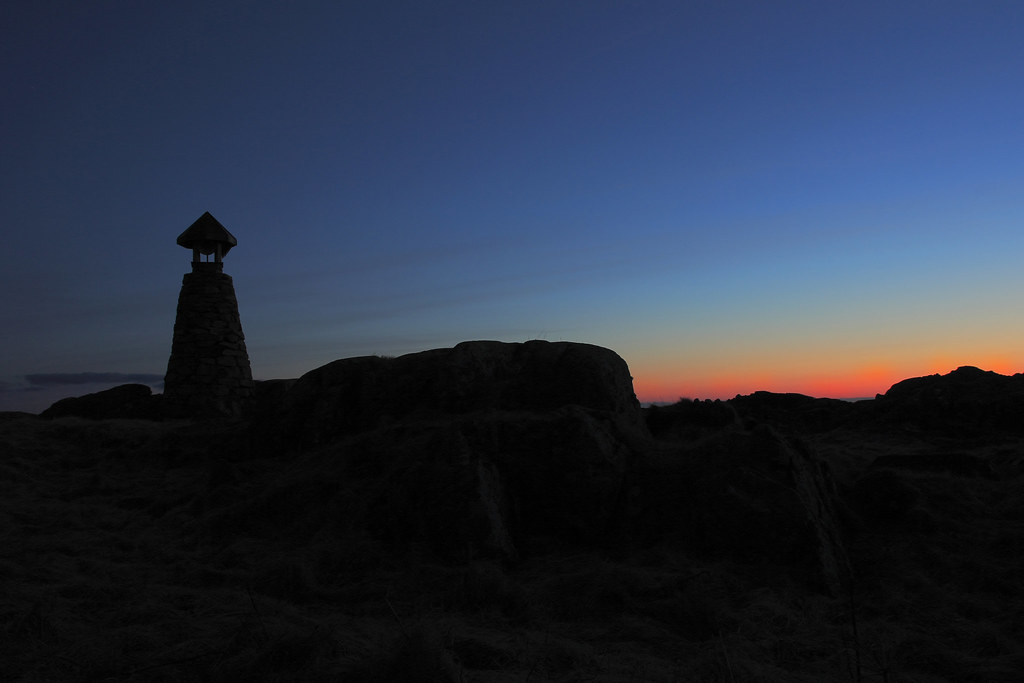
2;416;1022;681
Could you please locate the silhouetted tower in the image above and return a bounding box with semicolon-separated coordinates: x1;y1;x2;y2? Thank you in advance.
163;212;254;417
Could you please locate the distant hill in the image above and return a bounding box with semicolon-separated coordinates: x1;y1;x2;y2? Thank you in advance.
711;365;1024;436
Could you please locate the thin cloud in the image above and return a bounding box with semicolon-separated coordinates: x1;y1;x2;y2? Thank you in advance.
24;372;164;387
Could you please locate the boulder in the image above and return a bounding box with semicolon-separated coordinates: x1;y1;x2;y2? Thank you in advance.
871;452;994;478
40;384;161;420
246;341;641;561
268;340;642;449
728;391;856;432
848;469;920;527
621;425;850;595
242;341;847;591
330;406;632;562
645;399;739;440
873;366;1024;435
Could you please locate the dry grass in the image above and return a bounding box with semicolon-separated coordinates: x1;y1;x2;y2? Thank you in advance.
2;415;1022;681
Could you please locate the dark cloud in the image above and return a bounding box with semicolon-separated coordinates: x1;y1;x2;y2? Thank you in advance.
24;372;164;387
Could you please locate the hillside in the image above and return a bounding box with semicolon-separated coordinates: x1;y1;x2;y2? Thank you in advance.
3;342;1023;681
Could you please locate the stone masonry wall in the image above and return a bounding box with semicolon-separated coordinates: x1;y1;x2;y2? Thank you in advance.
164;269;253;417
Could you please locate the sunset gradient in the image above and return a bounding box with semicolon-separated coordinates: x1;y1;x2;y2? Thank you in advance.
2;1;1024;412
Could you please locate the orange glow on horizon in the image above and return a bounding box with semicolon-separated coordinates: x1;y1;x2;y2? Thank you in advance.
632;356;1022;404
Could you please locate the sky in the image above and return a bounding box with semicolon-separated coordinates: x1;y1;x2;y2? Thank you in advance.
3;0;1024;412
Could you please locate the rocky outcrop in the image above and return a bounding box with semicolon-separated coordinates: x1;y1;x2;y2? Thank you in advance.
728;391;856;432
622;425;850;595
873;366;1024;435
871;452;994;478
246;340;641;561
646;398;739;440
41;383;161;420
270;340;642;449
848;469;921;528
315;406;633;562
242;340;848;593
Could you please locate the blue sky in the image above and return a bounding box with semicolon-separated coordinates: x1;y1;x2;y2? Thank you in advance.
3;1;1024;412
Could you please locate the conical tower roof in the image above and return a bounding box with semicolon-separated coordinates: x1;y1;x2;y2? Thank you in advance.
176;211;237;257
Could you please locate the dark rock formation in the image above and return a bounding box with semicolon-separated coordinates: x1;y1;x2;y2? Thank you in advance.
41;383;161;420
848;469;920;527
247;340;641;561
728;391;856;432
708;367;1024;437
269;340;642;449
0;411;36;422
248;340;848;593
622;425;850;594
10;351;1024;681
313;406;633;562
645;398;739;440
871;452;994;478
873;366;1024;435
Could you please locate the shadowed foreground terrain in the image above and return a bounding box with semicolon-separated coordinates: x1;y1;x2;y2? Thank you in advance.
3;343;1023;681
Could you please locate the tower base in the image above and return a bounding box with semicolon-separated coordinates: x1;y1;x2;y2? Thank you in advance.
164;269;254;418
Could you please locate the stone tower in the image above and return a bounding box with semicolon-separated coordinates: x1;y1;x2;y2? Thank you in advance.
163;212;254;418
